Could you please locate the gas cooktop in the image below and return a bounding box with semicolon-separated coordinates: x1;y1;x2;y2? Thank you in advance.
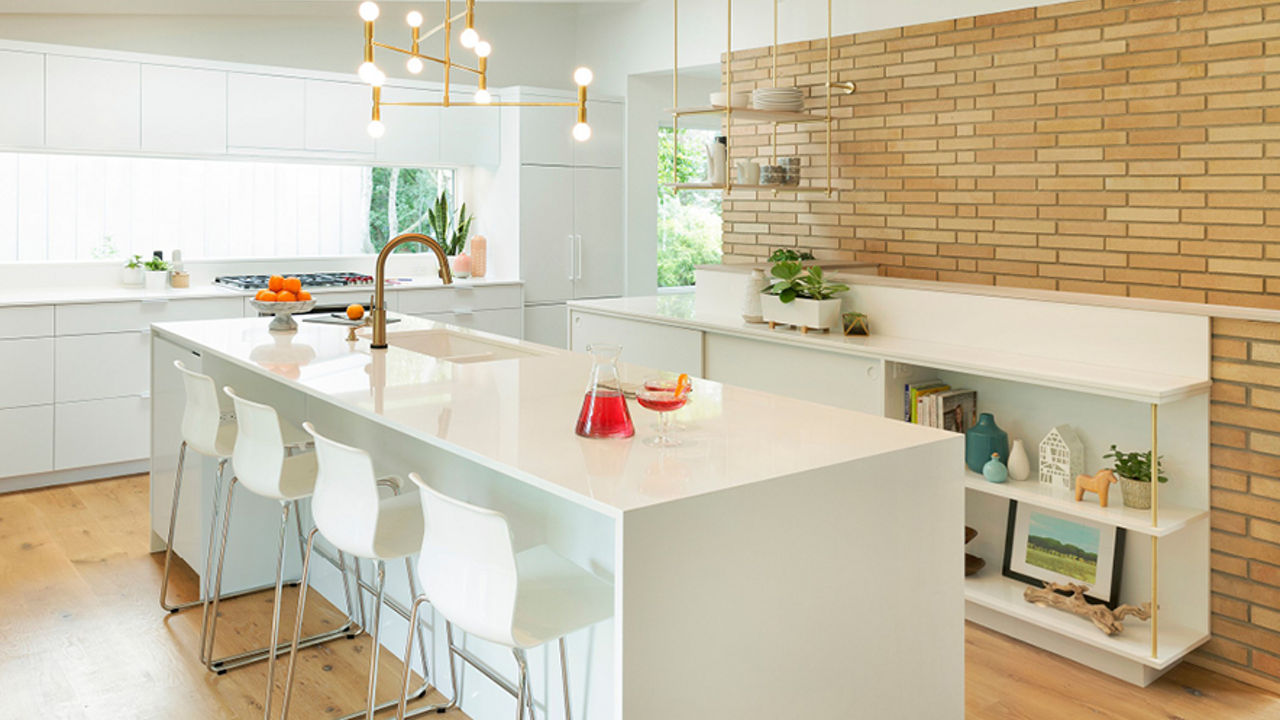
213;272;374;290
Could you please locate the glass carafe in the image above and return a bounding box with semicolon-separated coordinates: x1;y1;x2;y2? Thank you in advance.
575;344;635;439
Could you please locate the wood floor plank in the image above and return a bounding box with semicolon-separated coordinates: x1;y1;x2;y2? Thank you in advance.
2;473;1278;718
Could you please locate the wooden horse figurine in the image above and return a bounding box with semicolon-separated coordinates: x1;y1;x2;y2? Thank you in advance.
1075;469;1118;507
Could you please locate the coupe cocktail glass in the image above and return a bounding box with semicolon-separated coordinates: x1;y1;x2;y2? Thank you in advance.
636;378;689;447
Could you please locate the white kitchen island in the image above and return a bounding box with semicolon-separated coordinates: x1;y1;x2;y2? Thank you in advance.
151;314;963;720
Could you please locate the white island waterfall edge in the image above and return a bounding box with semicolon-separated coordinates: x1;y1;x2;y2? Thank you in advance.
150;313;964;719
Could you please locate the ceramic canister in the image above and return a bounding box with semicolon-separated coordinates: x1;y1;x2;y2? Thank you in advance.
965;413;1009;473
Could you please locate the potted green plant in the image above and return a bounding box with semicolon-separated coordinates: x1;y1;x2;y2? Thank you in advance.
122;254;145;287
143;256;170;292
427;193;475;277
767;248;816;263
1102;444;1168;510
760;261;850;333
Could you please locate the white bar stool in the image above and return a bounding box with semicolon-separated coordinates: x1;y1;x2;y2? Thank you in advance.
201;388;362;719
279;422;438;720
397;474;614;720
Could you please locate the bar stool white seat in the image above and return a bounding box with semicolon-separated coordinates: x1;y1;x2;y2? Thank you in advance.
201;388;360;720
279;422;437;720
397;474;614;720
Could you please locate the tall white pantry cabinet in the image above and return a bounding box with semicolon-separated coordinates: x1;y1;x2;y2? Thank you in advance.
506;87;626;348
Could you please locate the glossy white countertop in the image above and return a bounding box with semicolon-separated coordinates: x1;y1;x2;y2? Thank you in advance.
0;277;521;307
153;314;955;517
568;294;1210;403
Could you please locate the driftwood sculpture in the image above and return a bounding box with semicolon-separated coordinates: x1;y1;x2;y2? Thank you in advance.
1023;581;1152;636
1075;468;1118;507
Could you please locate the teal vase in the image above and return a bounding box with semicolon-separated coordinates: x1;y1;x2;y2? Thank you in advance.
965;413;1008;473
983;453;1008;484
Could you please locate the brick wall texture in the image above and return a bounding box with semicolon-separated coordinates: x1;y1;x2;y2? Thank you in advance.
718;0;1280;685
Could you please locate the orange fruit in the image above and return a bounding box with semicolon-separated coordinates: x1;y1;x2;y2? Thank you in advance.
346;304;365;320
268;275;284;292
276;290;297;303
256;290;278;302
296;290;312;301
282;277;302;294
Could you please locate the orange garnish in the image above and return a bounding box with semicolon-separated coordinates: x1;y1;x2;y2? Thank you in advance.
674;373;691;399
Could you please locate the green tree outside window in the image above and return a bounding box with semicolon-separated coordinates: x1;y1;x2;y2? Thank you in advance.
657;127;722;288
368;167;457;253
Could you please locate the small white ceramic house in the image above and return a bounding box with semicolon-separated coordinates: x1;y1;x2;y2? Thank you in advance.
1039;425;1084;488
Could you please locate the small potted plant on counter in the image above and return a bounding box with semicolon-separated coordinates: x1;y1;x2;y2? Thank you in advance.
1103;444;1168;510
428;193;475;279
143;256;170;292
760;261;849;334
122;254;145;287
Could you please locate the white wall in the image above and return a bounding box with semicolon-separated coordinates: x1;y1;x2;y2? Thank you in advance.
0;5;582;89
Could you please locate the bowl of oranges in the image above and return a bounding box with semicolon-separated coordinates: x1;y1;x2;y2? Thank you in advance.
250;275;317;332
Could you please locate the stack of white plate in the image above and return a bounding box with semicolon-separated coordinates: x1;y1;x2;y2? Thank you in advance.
751;87;804;112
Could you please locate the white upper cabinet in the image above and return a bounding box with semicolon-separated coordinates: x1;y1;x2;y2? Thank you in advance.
304;78;376;156
0;50;44;148
141;65;227;154
375;85;441;165
439;90;500;166
45;55;140;151
518;92;574;166
227;72;305;150
575;100;623;168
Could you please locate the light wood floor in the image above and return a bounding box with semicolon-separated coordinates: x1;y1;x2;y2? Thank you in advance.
2;474;1279;719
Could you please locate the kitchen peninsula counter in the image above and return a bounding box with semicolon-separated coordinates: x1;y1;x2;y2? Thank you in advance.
151;314;964;719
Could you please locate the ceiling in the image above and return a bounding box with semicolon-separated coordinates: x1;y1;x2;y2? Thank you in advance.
0;0;635;15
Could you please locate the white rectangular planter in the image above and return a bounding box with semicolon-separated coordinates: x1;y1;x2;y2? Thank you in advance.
760;293;841;333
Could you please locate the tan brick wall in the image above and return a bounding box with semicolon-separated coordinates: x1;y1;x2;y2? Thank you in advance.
718;0;1280;684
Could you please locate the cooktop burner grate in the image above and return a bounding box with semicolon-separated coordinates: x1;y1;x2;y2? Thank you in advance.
213;272;374;290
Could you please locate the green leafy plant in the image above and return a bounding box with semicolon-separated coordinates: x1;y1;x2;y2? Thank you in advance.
125;254;144;269
1103;444;1168;483
764;262;850;304
768;248;816;263
143;257;170;272
427;193;474;256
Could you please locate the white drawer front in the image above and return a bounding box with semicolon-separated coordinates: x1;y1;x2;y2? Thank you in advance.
0;405;54;478
396;285;522;315
0;337;55;408
0;305;54;339
417;308;523;340
56;297;244;334
56;332;150;402
54;396;150;470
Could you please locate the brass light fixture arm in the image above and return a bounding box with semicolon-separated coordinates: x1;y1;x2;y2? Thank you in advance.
371;41;483;76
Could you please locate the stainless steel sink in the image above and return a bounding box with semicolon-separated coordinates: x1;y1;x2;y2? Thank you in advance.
382;329;545;363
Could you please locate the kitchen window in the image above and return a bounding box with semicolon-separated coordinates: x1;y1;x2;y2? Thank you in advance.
0;151;455;262
657;126;722;288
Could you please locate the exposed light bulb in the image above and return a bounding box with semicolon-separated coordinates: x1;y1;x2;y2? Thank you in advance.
474;88;492;105
474;40;492;58
367;120;386;139
357;61;383;85
573;67;594;87
572;122;592;142
406;10;423;28
460;27;479;49
358;1;380;22
407;56;424;74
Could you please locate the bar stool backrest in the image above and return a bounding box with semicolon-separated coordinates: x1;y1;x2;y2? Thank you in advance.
409;473;519;648
174;360;226;457
304;422;382;558
223;387;287;500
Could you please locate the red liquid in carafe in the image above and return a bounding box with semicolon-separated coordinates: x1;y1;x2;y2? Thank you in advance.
575;389;635;439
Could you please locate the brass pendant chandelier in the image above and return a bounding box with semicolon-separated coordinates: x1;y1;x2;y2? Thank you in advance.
356;0;594;141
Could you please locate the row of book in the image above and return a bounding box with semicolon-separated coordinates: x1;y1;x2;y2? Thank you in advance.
904;380;977;434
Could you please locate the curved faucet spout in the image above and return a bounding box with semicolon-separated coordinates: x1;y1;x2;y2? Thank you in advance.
371;233;454;349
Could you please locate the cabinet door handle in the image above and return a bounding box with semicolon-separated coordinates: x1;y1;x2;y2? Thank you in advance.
568;234;576;281
575;234;584;280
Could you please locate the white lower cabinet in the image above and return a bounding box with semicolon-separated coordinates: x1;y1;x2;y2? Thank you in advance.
702;334;884;416
417;308;523;339
0;337;55;408
569;310;703;377
0;405;54;477
55;395;150;470
56;331;149;402
524;304;568;349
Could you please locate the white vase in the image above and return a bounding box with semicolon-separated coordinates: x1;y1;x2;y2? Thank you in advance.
741;268;768;323
144;270;168;292
1008;438;1031;482
121;266;143;287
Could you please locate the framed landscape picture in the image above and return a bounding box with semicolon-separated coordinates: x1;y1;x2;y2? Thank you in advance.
1002;500;1126;609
